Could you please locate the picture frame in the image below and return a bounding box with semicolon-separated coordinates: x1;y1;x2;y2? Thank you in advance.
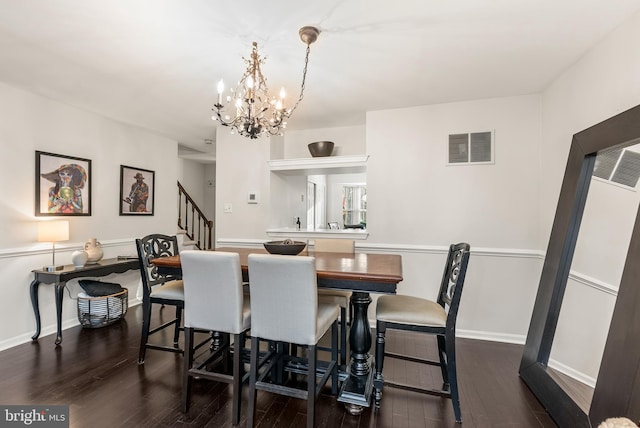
328;222;339;229
119;165;155;215
35;151;91;216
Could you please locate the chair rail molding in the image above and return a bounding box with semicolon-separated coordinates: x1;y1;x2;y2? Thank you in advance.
0;238;136;259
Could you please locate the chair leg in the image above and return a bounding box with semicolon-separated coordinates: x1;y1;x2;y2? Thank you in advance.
331;320;339;395
437;334;449;389
269;341;286;385
373;321;386;409
247;336;260;428
182;327;194;413
231;333;243;426
445;333;461;423
138;300;152;364
173;306;183;347
339;306;347;368
219;332;231;374
307;344;317;428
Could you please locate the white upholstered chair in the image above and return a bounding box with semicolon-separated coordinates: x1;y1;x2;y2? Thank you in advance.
246;253;339;428
374;242;471;423
180;250;251;426
314;238;354;367
314;238;355;253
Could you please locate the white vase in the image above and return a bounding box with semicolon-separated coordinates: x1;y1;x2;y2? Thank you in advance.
71;250;89;268
84;238;104;264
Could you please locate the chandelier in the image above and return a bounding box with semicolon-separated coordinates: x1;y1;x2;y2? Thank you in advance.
212;26;320;139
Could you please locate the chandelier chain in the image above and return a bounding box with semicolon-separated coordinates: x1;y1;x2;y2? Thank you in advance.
289;44;311;115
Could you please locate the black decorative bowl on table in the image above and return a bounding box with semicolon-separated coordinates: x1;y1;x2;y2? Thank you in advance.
263;240;307;255
307;141;334;157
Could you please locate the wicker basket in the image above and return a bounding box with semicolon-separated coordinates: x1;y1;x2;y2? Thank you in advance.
77;289;128;328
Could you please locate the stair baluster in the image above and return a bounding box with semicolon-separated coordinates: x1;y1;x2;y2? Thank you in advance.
177;181;213;250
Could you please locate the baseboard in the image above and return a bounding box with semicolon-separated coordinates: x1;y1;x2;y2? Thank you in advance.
0;297;142;352
548;358;597;388
456;329;527;345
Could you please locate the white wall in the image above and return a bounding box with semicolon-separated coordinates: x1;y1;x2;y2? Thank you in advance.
215;129;272;242
178;158;205;208
367;94;542;248
283;125;366;159
366;94;544;339
0;82;178;350
203;163;216;221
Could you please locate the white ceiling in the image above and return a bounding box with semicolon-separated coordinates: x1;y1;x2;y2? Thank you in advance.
1;0;639;155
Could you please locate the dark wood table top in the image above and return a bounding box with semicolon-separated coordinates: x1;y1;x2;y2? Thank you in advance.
32;257;139;282
151;247;403;285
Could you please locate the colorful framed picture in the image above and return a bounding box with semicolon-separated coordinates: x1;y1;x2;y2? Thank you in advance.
35;151;91;216
120;165;155;216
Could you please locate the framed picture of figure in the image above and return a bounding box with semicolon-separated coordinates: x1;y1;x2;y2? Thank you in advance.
35;151;92;216
119;165;155;216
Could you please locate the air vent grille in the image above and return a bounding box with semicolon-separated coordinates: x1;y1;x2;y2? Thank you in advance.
593;147;640;190
448;131;493;165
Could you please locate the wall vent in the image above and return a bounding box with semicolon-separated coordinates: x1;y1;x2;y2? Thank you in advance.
593;147;640;190
448;131;494;165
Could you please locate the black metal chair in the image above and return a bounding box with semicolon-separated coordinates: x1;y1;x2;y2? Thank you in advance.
135;234;184;364
373;242;471;423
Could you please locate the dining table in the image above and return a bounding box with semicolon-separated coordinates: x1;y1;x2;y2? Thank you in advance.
150;246;403;414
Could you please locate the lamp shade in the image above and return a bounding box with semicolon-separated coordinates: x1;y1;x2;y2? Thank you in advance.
38;220;69;243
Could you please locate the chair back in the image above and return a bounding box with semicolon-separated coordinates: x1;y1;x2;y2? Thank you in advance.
180;250;247;334
248;254;318;345
437;243;471;327
314;238;355;253
135;234;181;297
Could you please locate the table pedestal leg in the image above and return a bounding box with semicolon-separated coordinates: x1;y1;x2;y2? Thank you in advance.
211;331;225;350
338;291;374;414
30;279;41;341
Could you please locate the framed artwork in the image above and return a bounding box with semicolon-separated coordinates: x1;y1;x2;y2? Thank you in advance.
120;165;155;215
35;151;91;216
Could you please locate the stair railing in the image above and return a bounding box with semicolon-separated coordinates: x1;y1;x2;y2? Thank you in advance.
177;181;213;250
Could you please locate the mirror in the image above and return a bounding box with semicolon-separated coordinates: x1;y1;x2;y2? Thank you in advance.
520;104;640;426
547;143;640;413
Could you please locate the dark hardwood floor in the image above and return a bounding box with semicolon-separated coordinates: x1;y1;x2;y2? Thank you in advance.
0;305;557;427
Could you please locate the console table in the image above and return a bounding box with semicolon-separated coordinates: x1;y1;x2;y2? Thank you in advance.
30;258;139;345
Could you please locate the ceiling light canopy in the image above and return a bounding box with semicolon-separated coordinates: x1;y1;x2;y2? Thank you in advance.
212;26;320;139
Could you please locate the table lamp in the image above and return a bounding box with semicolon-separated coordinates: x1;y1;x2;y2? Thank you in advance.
38;220;69;272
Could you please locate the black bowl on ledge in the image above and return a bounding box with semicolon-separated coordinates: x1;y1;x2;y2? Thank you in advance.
263;240;307;255
308;141;334;157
